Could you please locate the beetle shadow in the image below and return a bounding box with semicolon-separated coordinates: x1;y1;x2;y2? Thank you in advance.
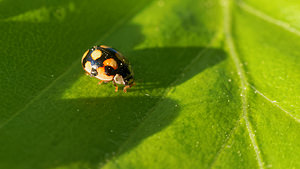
128;47;227;91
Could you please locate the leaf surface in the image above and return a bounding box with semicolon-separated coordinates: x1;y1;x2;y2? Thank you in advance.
0;0;299;169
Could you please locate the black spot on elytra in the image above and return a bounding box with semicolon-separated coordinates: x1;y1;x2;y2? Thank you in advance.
104;66;116;76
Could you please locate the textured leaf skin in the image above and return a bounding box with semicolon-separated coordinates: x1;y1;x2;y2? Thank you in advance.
0;0;299;169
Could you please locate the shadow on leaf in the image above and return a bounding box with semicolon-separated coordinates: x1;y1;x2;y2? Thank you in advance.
129;47;227;91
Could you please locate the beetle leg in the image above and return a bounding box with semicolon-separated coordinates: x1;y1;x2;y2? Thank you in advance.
98;80;104;85
113;81;118;92
123;85;130;93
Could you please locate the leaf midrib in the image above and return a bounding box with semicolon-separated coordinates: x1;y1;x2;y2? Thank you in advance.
223;0;264;168
210;1;300;168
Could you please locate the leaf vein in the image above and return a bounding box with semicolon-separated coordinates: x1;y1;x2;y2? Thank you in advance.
208;118;242;168
238;1;300;37
250;84;300;123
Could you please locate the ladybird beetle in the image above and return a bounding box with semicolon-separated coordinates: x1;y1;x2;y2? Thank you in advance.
81;45;135;92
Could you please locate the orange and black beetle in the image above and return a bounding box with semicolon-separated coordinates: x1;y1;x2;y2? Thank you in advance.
81;45;134;92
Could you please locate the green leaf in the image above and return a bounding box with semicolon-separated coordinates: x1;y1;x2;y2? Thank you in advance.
0;0;299;169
